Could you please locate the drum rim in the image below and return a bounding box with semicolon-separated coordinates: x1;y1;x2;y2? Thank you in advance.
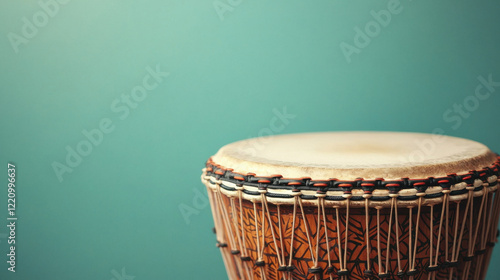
205;156;500;190
202;156;500;206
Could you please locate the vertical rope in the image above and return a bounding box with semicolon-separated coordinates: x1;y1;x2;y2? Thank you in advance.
393;196;403;276
474;186;490;280
316;201;321;265
428;204;434;280
411;196;423;275
215;184;241;279
320;198;333;280
261;191;283;274
297;197;317;272
207;185;234;279
491;182;500;242
235;185;253;280
449;183;473;279
207;186;224;246
408;206;414;278
252;201;265;280
472;185;488;248
335;206;344;278
458;184;475;279
432;192;448;280
288;192;300;280
230;198;247;279
407;194;423;280
342;197;351;280
311;191;329;280
482;190;494;250
277;205;286;280
463;182;488;279
213;184;239;280
445;193;450;265
384;200;394;275
311;199;322;280
215;184;237;251
363;197;372;275
230;199;243;252
455;188;472;259
449;201;461;280
376;207;382;276
260;198;267;280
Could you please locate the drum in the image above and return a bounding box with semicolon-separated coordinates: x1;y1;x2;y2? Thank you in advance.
201;132;500;280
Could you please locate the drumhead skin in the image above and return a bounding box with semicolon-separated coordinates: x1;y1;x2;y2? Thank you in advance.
211;131;497;180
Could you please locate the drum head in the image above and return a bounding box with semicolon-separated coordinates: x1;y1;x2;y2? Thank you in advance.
211;131;497;180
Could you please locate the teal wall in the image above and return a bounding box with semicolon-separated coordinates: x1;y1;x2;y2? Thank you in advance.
0;0;499;279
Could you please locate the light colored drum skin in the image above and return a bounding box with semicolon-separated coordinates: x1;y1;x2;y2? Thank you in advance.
201;132;500;280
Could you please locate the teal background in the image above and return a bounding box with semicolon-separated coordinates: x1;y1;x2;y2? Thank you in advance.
0;0;499;279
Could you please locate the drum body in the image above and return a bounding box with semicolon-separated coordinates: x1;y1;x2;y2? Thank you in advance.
201;132;500;280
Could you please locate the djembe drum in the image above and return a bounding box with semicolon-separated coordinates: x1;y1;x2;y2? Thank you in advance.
201;132;500;280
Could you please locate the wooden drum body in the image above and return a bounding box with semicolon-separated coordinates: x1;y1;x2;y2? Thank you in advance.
201;132;500;280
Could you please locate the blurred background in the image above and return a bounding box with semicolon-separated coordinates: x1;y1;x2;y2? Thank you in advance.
0;0;499;279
